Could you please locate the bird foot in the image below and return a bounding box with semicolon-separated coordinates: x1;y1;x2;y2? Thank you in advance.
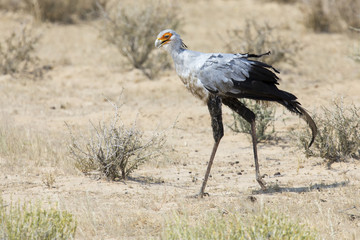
188;192;210;198
257;178;267;191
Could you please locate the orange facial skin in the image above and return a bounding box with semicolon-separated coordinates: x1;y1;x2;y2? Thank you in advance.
157;32;172;46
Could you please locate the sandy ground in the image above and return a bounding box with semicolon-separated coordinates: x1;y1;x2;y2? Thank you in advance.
1;0;360;239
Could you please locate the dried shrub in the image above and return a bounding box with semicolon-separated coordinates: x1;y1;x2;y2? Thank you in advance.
0;25;43;78
335;0;360;29
263;0;298;3
98;0;180;79
302;0;360;32
42;172;56;188
68;103;166;180
23;0;106;24
351;27;360;62
224;20;300;66
297;99;360;164
0;0;24;11
0;196;77;239
302;0;342;32
228;99;277;143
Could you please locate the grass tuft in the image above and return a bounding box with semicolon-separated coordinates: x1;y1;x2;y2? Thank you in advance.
162;209;317;239
0;196;77;240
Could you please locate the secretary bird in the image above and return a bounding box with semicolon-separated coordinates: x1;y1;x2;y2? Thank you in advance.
155;29;317;197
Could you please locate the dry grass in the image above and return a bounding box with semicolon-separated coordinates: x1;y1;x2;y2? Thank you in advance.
224;20;300;66
98;0;180;79
0;118;71;174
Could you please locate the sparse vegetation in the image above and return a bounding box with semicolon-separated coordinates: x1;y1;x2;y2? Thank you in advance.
98;0;181;79
228;99;277;143
225;19;300;65
162;209;317;239
68;103;166;180
302;0;360;32
0;196;77;239
0;25;42;78
0;1;359;239
297;99;360;164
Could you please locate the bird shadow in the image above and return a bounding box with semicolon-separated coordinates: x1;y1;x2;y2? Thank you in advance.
100;175;166;186
252;181;349;195
120;175;166;185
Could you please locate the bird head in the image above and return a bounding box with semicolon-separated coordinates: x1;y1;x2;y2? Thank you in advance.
155;29;187;52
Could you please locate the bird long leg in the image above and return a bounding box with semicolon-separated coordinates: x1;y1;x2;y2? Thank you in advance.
198;94;224;197
222;98;267;190
199;140;220;197
250;119;266;190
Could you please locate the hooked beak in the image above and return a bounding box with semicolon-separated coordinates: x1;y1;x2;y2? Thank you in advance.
155;38;169;48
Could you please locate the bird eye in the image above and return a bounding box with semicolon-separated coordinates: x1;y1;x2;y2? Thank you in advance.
164;34;170;38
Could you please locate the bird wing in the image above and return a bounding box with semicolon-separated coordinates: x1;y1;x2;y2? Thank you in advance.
198;53;281;98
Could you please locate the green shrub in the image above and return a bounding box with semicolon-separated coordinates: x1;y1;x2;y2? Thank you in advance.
68;104;166;180
228;99;277;143
162;209;317;239
224;19;300;66
297;99;360;163
99;0;180;79
0;196;77;240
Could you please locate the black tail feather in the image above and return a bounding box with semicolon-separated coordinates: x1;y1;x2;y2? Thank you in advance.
230;76;317;147
278;100;317;148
